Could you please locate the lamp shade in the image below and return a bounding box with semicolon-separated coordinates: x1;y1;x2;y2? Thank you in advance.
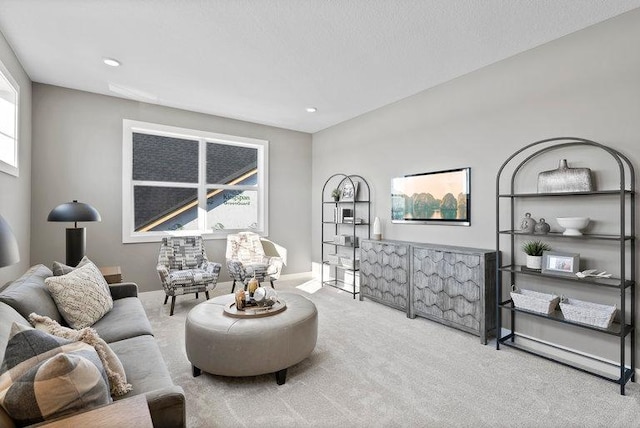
0;214;20;268
47;200;101;223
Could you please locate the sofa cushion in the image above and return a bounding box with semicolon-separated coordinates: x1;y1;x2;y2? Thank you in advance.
29;313;132;397
91;297;153;343
44;263;114;329
0;303;31;364
0;264;63;324
0;324;111;426
108;335;174;396
51;255;91;276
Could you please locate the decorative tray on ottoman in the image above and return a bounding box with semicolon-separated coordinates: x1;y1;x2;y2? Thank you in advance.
224;300;287;318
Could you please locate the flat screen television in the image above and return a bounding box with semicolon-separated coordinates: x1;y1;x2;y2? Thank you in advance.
391;167;470;225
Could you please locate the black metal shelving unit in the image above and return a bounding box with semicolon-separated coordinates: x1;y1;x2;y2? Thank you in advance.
321;174;370;298
495;137;636;395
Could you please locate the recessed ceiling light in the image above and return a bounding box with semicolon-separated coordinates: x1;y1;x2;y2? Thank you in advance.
103;57;121;67
306;107;317;113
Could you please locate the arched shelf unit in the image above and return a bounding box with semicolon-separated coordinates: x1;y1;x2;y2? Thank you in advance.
321;174;371;298
495;137;635;395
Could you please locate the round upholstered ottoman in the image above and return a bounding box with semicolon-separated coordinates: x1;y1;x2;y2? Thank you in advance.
185;292;318;384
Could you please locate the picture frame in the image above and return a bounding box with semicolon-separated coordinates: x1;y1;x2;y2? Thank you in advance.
541;251;580;276
341;181;359;201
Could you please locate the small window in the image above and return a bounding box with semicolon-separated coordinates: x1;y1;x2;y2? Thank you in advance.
122;120;268;243
0;60;18;177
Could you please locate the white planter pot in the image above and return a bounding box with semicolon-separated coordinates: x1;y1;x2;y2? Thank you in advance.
526;255;542;270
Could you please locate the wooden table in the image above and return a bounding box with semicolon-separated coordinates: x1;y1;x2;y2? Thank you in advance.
39;395;152;427
99;266;122;284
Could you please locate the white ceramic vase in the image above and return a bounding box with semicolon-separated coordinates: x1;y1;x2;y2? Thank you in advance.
526;255;542;270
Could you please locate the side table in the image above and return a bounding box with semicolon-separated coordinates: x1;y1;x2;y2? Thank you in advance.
39;395;153;427
99;266;122;284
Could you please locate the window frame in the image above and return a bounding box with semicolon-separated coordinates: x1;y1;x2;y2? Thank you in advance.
122;119;268;243
0;59;19;177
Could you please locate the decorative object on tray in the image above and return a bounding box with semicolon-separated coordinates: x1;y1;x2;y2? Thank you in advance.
331;188;341;202
559;296;616;328
534;218;551;235
556;217;590;236
541;251;579;276
247;276;259;296
537;159;594;193
341;180;358;201
225;286;285;317
575;269;613;279
510;286;560;315
522;240;551;270
224;299;286;318
372;216;382;240
519;212;536;233
253;286;278;307
235;289;246;309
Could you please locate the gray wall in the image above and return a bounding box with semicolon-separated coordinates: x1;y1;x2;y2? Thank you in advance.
312;9;640;363
31;84;312;291
0;31;31;285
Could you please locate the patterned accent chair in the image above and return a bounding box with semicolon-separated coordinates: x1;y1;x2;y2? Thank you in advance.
226;232;284;292
157;236;222;316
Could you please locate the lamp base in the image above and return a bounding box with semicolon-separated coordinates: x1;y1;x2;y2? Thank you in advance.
66;228;86;267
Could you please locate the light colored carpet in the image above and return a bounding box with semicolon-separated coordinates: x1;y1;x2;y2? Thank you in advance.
139;275;640;427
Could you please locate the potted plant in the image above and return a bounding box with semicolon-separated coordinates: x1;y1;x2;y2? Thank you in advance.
331;188;341;202
522;240;551;270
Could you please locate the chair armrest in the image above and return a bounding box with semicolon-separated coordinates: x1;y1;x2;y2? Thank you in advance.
263;256;284;279
201;261;222;276
226;259;247;281
109;282;139;300
156;264;170;286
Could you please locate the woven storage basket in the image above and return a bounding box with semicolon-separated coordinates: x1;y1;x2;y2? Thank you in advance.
510;288;560;315
559;297;617;328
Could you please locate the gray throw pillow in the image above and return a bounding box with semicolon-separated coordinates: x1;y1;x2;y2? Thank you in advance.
0;264;63;324
52;255;92;276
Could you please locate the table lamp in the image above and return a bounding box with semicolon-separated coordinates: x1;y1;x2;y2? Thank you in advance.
0;214;19;268
47;200;101;266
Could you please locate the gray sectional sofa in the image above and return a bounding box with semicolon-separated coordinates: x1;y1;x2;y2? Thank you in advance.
0;264;185;428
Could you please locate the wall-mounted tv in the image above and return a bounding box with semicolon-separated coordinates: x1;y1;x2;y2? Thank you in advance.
391;167;470;226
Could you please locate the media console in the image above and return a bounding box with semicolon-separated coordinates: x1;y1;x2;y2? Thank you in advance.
359;239;497;344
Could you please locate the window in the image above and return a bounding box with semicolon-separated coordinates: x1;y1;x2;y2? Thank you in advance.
0;60;18;177
122;120;268;243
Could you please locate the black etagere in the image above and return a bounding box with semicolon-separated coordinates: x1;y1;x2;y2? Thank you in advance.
495;137;636;395
321;174;371;298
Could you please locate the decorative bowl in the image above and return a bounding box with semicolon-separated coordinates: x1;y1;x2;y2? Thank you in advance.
556;217;590;236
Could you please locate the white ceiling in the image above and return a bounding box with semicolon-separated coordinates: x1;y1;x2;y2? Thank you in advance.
0;1;639;133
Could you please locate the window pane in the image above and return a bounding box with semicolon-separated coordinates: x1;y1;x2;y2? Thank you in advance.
134;186;198;231
206;142;257;185
206;189;258;231
133;133;198;183
0;133;15;166
0;97;16;138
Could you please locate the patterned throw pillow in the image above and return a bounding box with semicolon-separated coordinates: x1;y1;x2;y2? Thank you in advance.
51;255;92;276
28;313;132;396
44;263;113;329
0;323;111;426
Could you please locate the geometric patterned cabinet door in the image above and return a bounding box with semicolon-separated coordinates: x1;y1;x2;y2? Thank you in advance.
359;240;410;315
412;246;496;344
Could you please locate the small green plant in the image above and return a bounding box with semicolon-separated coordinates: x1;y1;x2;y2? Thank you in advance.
522;240;551;256
331;188;341;201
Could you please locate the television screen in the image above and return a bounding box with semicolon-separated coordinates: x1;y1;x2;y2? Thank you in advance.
391;167;470;225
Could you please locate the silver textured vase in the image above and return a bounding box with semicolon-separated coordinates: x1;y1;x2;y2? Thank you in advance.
537;159;593;193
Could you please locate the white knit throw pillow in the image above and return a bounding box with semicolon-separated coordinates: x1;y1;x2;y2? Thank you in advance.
45;262;113;329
